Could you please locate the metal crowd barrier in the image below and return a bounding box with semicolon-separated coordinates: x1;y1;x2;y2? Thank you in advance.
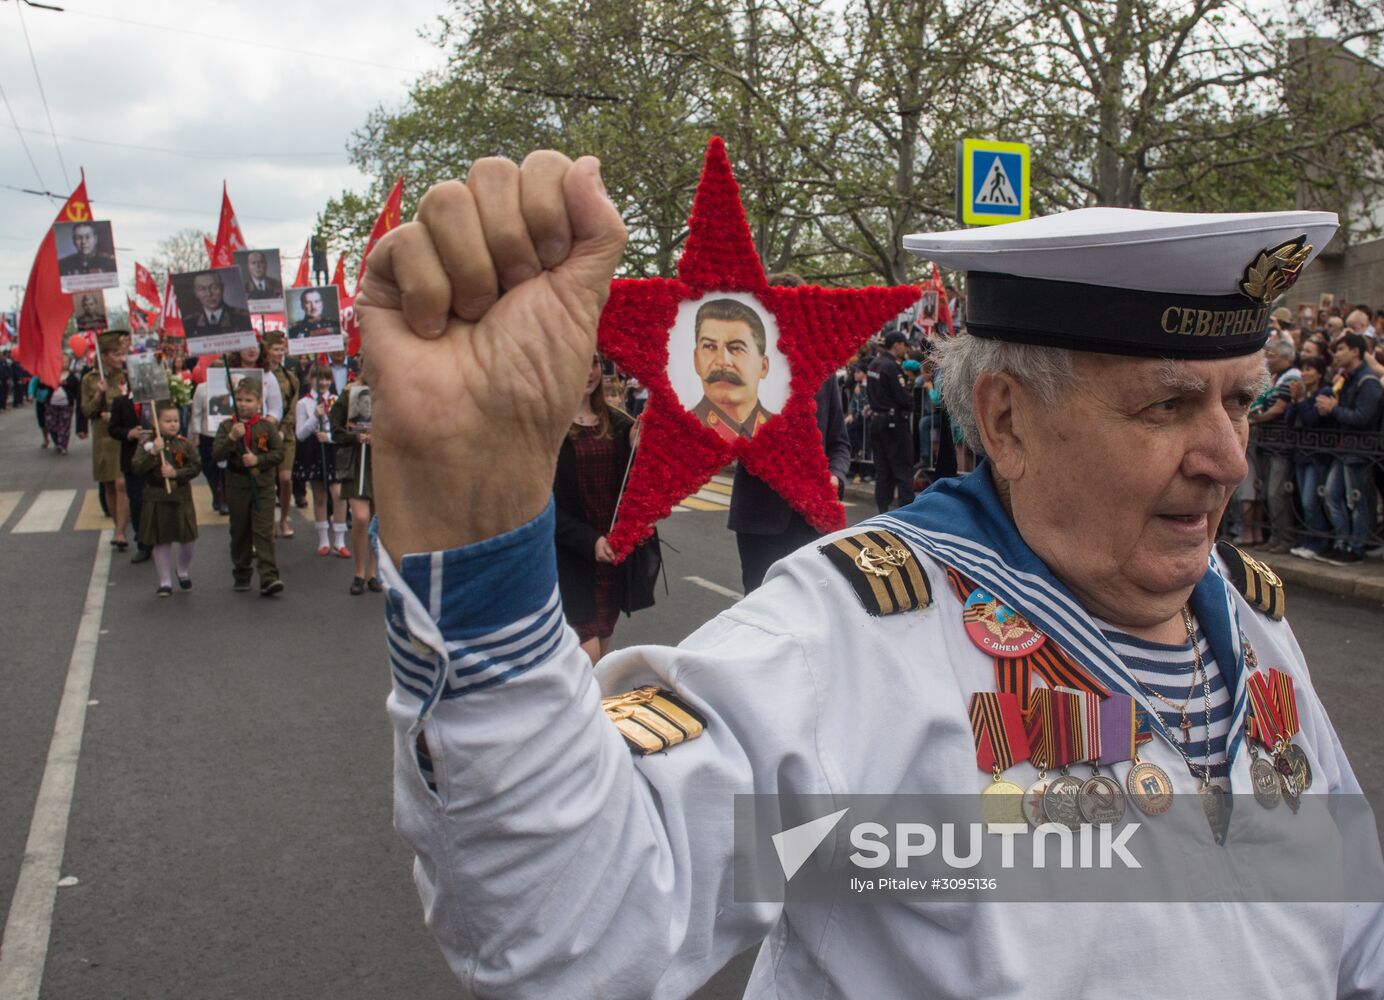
1250;425;1384;549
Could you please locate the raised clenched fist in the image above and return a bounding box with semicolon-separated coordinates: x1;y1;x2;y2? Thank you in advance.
357;153;626;555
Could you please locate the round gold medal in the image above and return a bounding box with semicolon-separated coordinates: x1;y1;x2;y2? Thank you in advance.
981;778;1027;826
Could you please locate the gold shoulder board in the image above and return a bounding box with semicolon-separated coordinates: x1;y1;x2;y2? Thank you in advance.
1216;541;1285;621
819;529;931;616
601;686;706;756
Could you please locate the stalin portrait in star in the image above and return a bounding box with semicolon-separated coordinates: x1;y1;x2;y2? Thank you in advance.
686;296;781;442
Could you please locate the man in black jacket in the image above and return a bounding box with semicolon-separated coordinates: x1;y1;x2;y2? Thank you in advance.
867;330;916;513
727;273;853;592
728;376;850;592
1319;332;1383;564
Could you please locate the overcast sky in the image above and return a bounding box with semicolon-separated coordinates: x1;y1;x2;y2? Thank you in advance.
0;0;450;308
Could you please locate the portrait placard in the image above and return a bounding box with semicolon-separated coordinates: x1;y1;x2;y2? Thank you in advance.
126;353;170;403
346;384;371;429
205;367;266;432
284;285;343;355
71;291;107;332
666;292;788;443
234;248;285;314
172;267;256;356
914;289;938;334
54;220;119;292
1319;292;1335;310
130;329;161;355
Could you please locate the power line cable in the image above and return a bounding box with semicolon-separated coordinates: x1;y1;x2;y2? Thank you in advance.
0;121;348;160
0;77;54;202
3;180;300;224
15;1;70;189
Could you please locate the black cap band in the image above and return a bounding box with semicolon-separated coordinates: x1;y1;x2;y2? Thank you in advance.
966;271;1270;359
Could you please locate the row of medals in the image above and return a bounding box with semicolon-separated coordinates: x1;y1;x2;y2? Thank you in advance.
968;592;1314;828
985;736;1315;829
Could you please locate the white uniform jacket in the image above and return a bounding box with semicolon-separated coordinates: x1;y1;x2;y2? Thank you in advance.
380;499;1384;999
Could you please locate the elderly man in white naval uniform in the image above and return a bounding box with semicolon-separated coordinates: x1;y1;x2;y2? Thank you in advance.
356;153;1384;999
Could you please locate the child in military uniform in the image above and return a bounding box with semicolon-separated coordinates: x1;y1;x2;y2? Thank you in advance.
130;402;202;596
80;332;131;548
330;372;378;595
213;378;286;596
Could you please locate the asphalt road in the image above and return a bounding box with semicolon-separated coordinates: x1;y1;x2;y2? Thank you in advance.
1;401;1380;1000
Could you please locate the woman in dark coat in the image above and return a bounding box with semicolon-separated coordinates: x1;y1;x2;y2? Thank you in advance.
554;355;636;665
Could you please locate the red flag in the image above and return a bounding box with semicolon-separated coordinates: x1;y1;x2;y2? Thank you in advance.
355;175;403;293
202;235;217;266
293;239;311;288
18;176;92;387
127;295;158;332
135;262;161;309
933;266;954;335
331;253;351;299
0;312;12;346
159;274;184;338
212;182;247;267
333;253;363;356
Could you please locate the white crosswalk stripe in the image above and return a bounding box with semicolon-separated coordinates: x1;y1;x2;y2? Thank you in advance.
0;491;21;530
12;490;77;534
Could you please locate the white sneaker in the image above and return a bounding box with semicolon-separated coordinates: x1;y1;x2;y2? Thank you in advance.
1288;545;1319;561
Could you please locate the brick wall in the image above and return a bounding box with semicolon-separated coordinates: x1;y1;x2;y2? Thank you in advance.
1287;236;1384;313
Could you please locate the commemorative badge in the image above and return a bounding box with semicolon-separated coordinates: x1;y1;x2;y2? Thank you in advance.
1125;758;1174;817
1250;755;1281;809
1040;774;1085;830
1237;236;1313;304
963;588;1046;658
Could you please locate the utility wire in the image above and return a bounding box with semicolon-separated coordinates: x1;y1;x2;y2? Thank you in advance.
15;0;70;189
3;181;296;224
0;78;54;202
0;121;348;160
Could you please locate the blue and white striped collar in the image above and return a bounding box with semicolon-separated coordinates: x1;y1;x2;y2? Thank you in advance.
871;462;1250;772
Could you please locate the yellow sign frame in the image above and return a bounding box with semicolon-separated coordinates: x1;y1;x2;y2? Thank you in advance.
957;138;1031;226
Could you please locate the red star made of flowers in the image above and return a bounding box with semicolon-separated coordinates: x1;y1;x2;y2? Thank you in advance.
599;137;922;559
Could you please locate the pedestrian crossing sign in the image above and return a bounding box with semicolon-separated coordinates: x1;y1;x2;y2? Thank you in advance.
956;138;1030;226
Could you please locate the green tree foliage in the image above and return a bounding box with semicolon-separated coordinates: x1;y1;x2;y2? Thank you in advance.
326;0;1384;285
146;228;212;292
1019;0;1383;226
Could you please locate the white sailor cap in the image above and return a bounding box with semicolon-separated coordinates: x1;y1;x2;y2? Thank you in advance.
903;207;1339;358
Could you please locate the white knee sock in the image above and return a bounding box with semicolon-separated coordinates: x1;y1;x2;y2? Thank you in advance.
152;544;174;588
332;522;347;547
177;540;196;578
316;521;330;548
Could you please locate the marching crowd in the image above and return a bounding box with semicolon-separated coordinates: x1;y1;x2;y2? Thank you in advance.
7;291;1384;608
6;330;378;599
